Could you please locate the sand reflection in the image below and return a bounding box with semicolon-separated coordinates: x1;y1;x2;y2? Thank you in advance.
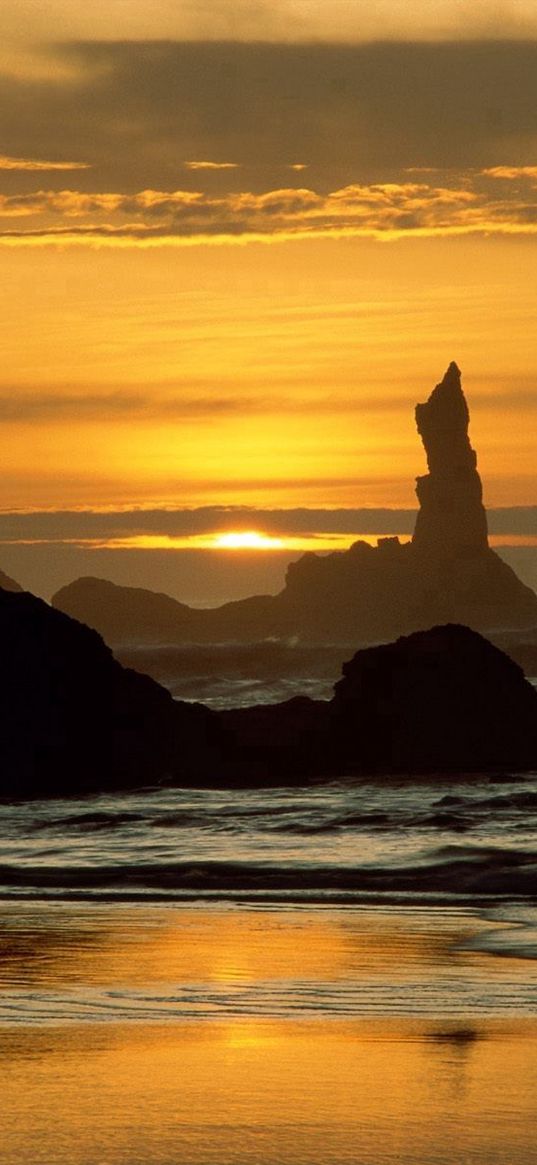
0;902;536;1163
1;1017;537;1164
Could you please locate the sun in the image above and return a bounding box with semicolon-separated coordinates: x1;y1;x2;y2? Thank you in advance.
213;530;285;550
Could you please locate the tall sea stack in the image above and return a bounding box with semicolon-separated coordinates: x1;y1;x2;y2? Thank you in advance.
413;361;488;558
406;363;537;633
53;362;537;644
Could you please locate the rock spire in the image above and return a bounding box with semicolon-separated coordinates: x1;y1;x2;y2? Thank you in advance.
412;362;489;557
52;361;537;644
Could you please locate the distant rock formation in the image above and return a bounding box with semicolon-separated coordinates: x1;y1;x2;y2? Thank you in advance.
53;363;537;646
279;363;537;640
0;568;22;592
53;575;281;646
0;588;224;799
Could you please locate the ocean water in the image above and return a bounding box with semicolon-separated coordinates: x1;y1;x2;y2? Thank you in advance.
1;771;536;1027
2;662;537;1164
116;642;347;707
2;775;537;904
2;775;537;1162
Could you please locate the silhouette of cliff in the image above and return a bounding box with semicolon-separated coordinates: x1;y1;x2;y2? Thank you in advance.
0;588;224;799
52;364;537;645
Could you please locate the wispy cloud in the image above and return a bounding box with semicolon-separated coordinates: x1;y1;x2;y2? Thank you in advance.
0;154;90;171
482;166;537;180
2;175;537;246
0;389;407;424
0;392;262;422
184;161;239;170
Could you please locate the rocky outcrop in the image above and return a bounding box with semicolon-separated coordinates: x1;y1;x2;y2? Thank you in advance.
221;625;537;779
2;585;537;796
52;364;537;647
329;624;537;774
0;588;224;799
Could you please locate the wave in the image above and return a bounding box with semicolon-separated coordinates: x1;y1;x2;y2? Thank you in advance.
1;844;536;900
12;777;537;841
30;810;145;832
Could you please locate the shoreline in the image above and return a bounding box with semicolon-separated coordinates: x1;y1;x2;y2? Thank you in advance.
1;899;536;1026
2;900;537;1162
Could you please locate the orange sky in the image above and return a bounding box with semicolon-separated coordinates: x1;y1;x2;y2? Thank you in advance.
1;5;537;594
1;235;536;511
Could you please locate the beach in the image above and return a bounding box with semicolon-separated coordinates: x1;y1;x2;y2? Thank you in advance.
1;899;537;1164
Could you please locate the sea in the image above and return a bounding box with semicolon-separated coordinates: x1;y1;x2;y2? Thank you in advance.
2;657;537;1164
2;760;537;1022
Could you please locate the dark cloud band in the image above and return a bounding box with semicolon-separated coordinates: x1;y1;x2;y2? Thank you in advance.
0;506;536;543
2;40;537;197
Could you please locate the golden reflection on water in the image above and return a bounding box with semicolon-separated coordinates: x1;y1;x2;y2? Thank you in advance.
2;1018;537;1164
0;901;495;990
0;903;536;1164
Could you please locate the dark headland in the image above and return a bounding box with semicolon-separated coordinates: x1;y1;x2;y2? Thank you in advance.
53;362;537;645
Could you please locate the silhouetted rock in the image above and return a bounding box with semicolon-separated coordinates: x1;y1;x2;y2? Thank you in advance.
221;696;326;782
221;625;537;778
2;586;537;797
330;624;537;773
53;576;281;646
491;634;537;677
0;568;22;592
0;589;224;799
52;363;537;648
413;362;488;557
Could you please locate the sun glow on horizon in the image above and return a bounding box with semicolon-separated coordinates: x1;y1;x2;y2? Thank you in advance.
213;530;285;550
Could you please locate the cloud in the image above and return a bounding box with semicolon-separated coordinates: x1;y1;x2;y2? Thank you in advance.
0;154;90;171
184;161;239;170
0;392;263;422
3;40;537;197
2;42;537;245
5;1;537;47
1;175;537;245
0;388;407;424
482;165;537;180
0;505;535;546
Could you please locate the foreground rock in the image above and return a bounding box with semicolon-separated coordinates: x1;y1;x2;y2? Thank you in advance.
53;363;537;647
0;589;223;799
330;624;537;774
2;587;537;797
221;624;537;778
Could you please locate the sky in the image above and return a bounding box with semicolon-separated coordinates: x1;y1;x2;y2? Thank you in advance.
2;1;537;600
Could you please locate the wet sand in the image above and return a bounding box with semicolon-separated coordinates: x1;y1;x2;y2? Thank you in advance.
1;902;536;1164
